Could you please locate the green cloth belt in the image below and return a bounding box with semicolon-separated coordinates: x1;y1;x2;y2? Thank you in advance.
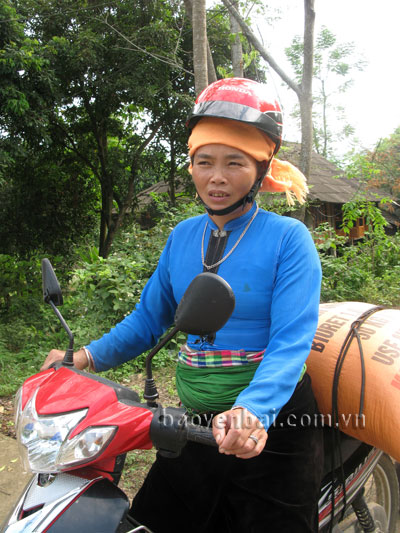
175;361;307;414
176;361;260;413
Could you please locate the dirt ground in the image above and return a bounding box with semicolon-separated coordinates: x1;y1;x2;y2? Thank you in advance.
0;396;31;525
0;434;31;525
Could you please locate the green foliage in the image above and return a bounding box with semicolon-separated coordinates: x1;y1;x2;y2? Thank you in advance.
0;0;56;182
2;0;221;258
312;222;347;252
344;149;383;185
0;254;41;311
317;236;400;306
0;252;70;394
0;147;99;256
210;2;266;82
313;202;400;306
341;200;387;238
346;128;400;200
68;197;203;324
372;128;400;196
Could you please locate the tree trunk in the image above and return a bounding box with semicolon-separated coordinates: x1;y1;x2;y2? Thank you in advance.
221;0;298;92
206;44;218;84
229;0;243;77
299;0;315;177
184;0;217;85
168;137;176;207
192;0;208;95
99;185;114;257
99;120;162;258
298;92;313;176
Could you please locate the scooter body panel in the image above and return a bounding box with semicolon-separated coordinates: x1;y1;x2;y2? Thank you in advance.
1;474;128;532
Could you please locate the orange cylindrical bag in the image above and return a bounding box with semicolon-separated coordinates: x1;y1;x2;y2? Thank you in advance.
306;301;400;461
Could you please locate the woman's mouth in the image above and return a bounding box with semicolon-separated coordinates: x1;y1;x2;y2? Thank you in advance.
209;191;229;198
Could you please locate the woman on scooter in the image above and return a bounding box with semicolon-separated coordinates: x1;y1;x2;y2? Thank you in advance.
43;78;324;532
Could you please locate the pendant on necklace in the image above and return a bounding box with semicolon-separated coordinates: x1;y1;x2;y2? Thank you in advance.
201;205;260;271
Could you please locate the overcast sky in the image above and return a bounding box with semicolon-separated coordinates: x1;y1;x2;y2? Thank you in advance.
251;0;400;154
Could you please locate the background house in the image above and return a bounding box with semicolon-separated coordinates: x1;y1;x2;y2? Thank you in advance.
276;143;400;238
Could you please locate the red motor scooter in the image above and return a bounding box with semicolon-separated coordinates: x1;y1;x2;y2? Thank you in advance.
1;260;398;532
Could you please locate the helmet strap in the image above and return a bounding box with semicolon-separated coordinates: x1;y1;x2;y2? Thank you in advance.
204;194;251;217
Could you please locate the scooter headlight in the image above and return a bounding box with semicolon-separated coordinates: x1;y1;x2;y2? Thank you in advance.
57;426;117;467
16;389;116;473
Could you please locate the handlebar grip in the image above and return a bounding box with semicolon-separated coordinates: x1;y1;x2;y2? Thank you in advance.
186;423;217;447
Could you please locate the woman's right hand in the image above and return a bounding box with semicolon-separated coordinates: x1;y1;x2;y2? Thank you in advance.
40;348;89;371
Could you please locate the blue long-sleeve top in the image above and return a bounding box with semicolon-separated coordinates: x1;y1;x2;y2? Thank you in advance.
87;203;321;430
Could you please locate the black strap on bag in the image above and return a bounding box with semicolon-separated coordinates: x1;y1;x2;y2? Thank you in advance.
328;305;385;532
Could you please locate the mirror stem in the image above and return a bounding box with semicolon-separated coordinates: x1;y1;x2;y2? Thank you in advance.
144;325;179;406
48;300;75;367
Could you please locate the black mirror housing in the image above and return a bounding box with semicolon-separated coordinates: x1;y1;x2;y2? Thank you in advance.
41;258;63;306
174;272;235;336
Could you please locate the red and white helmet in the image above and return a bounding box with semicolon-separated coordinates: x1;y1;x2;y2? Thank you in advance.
187;78;283;154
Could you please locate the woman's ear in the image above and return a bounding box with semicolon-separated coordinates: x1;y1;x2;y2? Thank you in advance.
188;155;194;175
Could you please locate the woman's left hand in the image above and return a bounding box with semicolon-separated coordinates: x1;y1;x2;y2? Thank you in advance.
212;407;268;459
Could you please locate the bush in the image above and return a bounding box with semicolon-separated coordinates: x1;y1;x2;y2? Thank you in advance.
0;254;42;313
313;225;400;306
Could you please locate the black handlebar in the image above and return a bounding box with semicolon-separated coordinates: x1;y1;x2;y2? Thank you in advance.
185;422;217;447
150;406;216;457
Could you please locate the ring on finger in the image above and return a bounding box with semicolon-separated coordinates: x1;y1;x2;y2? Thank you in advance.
248;434;259;445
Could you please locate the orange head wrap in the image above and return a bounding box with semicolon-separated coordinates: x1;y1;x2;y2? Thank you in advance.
188;117;308;206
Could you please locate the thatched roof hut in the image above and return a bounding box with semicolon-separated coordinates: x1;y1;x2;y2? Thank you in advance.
276;143;399;236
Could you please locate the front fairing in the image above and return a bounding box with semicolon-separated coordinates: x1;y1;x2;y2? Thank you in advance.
18;366;154;472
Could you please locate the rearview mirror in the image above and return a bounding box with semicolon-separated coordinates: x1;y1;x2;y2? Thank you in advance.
42;258;63;306
174;272;235;335
41;258;74;366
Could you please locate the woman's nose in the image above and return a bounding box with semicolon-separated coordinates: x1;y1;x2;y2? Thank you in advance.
210;166;227;183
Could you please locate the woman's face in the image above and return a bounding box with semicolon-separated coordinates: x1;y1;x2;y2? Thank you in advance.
191;144;258;228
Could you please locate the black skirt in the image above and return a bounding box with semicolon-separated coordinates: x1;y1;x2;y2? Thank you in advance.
130;373;324;533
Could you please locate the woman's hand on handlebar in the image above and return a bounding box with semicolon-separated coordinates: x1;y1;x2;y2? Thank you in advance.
40;348;91;371
212;407;268;459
